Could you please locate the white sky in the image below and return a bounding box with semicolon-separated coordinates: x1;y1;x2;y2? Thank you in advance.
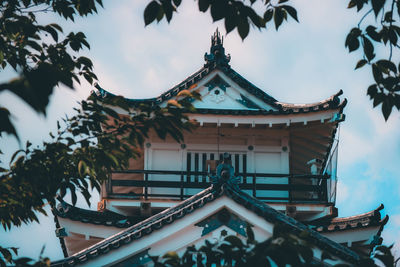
1;0;400;261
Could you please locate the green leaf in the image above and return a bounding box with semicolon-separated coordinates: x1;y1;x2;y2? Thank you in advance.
382;98;393;121
394;94;400;110
371;0;385;16
198;0;210;12
281;5;298;22
161;0;174;23
210;1;227;21
372;64;383;82
225;15;237;34
397;0;400;17
373;92;384;107
362;36;374;61
144;1;161;26
274;7;284;30
347;0;356;9
321;251;334;261
388;27;398;45
366;25;381;42
345;29;361;52
377;59;397;73
367;84;378;99
237;18;250;40
224;235;243;248
50;23;63;33
298;245;313;263
355;59;367;69
264;9;273;22
173;0;182;7
44;25;59;42
246;224;255;242
78;160;87;176
0;107;18;139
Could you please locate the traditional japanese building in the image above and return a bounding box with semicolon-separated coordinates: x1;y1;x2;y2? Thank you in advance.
52;30;388;266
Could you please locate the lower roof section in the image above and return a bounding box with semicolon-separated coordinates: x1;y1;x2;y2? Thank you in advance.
52;180;364;266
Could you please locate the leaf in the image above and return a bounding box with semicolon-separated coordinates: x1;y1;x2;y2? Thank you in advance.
377;59;397;73
224;235;243;248
362;36;375;61
366;25;381;42
355;59;367;69
274;7;284;30
237;18;250;40
394;94;400;110
78;160;87;176
246;224;255;242
49;23;63;33
397;0;400;17
367;84;378;99
161;0;174;23
388;27;398;45
264;9;273;22
298;245;313;263
347;0;356;9
210;0;227;21
371;0;385;16
198;0;210;12
373;92;384;107
10;150;24;165
321;251;334;261
44;25;59;42
167;99;182;108
281;5;298;22
345;30;360;52
144;1;161;26
225;15;237;34
173;0;181;7
382;97;393;121
372;64;383;82
0;107;18;139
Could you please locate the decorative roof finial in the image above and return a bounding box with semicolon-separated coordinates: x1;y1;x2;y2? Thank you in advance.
211;28;223;47
204;29;231;68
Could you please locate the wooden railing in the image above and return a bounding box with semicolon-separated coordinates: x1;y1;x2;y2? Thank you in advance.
106;170;330;203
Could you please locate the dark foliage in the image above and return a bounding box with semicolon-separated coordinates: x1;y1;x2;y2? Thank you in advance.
143;0;298;40
346;0;400;120
152;224;398;267
0;0;102;139
0;90;199;266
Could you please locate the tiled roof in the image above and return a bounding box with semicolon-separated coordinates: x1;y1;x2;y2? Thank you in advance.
53;198;141;228
91;31;346;115
92;71;346;116
51;182;360;266
314;204;388;234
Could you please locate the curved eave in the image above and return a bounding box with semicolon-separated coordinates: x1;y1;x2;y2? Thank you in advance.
92;85;346;118
53;198;134;228
314;204;389;234
193;99;346;116
276;90;345;111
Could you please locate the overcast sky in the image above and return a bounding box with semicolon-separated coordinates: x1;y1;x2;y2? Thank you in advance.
1;0;400;261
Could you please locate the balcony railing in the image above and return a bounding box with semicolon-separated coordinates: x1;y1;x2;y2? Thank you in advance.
106;170;330;203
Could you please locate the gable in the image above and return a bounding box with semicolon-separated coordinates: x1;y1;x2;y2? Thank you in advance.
183;71;278;111
69;196;275;267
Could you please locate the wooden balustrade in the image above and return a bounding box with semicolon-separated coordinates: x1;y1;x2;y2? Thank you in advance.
106;170;330;203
